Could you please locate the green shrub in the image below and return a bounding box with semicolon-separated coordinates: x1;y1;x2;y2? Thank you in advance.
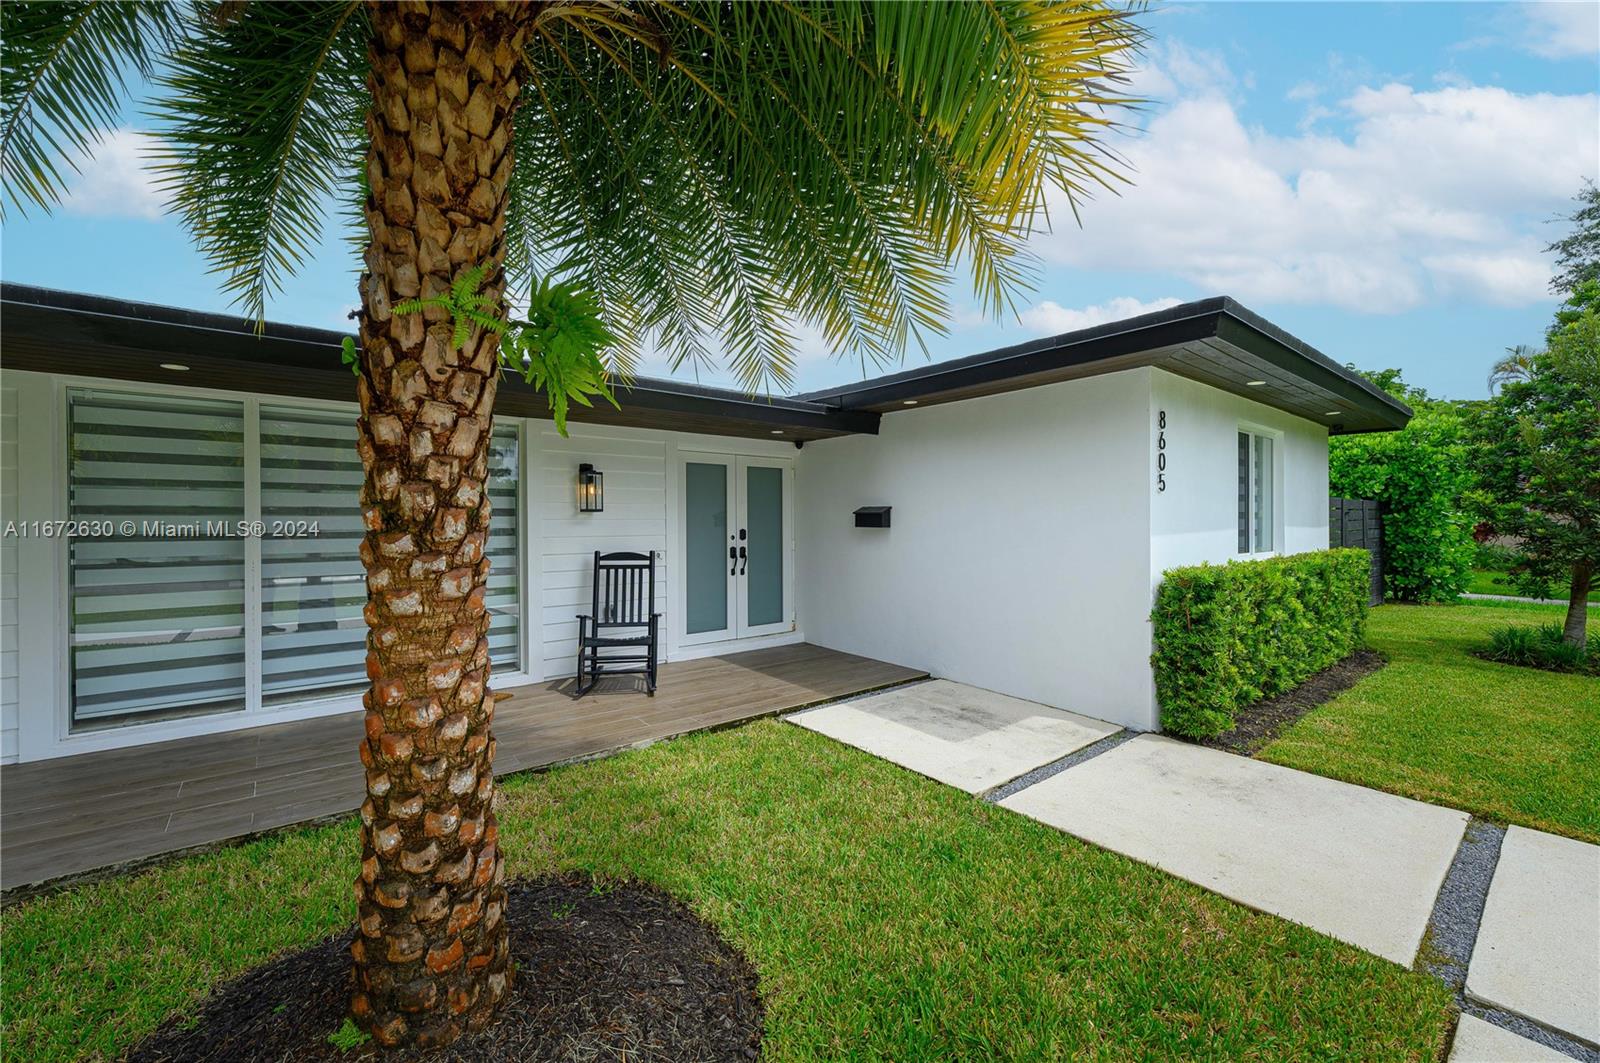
1330;371;1474;602
1482;623;1597;675
1151;549;1372;738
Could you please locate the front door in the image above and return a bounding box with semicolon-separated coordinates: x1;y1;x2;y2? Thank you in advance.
680;454;792;645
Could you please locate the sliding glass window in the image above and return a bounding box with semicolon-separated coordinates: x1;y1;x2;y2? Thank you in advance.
67;391;247;727
259;405;368;706
65;388;522;730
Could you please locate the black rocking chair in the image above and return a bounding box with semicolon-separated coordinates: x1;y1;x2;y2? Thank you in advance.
573;550;660;697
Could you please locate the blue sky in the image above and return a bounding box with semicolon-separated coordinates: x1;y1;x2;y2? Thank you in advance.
2;1;1596;400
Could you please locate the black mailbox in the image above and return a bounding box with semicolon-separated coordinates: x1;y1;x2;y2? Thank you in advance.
853;506;891;528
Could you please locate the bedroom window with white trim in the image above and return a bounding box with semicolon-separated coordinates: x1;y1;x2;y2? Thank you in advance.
1237;430;1275;555
65;387;522;730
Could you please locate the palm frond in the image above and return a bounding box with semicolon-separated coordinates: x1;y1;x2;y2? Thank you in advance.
1490;345;1541;394
0;1;180;217
507;0;1145;392
149;1;369;323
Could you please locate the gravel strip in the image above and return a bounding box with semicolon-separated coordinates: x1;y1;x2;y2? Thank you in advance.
1458;1004;1600;1061
1423;818;1506;990
982;730;1134;803
1424;819;1598;1061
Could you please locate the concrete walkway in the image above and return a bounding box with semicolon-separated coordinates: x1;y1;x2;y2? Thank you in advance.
1000;733;1468;964
789;680;1116;794
785;681;1600;1058
1466;827;1600;1048
1449;1015;1573;1062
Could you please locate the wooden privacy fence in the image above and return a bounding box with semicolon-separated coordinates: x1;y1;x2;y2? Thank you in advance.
1329;497;1384;606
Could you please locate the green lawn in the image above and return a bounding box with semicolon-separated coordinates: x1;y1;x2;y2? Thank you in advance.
2;721;1452;1062
1261;601;1600;844
1466;566;1598;601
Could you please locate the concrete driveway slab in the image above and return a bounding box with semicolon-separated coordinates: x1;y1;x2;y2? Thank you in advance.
999;734;1469;964
1467;826;1600;1047
1448;1016;1571;1062
787;680;1117;794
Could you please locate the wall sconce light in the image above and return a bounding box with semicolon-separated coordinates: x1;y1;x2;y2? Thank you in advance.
577;463;604;512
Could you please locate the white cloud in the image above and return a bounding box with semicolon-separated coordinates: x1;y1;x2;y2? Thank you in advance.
1126;40;1239;105
1517;2;1599;59
1454;3;1598;61
1032;66;1598;313
63;127;167;220
1019;296;1183;336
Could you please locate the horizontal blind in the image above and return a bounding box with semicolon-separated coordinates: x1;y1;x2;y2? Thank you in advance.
1237;431;1250;554
67;391;247;726
259;405;367;705
485;424;521;669
64;391;524;729
1253;434;1274;552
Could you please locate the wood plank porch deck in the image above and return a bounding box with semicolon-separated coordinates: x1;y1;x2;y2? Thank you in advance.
0;643;924;894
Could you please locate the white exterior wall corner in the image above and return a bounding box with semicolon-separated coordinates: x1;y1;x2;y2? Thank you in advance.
1147;368;1331;581
796;368;1160;731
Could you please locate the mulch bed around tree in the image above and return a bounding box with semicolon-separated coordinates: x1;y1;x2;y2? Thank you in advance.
123;875;763;1063
1192;649;1388;756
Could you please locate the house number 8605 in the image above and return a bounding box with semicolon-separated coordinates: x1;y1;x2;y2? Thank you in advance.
1156;410;1167;492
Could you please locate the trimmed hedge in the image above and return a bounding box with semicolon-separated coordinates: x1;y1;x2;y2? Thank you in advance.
1152;549;1372;738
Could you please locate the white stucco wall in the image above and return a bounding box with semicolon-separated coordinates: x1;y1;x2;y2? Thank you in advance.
1148;368;1330;581
797;366;1334;733
0;378;18;763
796;368;1159;730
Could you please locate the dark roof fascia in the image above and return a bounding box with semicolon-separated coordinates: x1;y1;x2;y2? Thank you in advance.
796;295;1412;431
0;283;877;437
1;283;1409;436
795;298;1229;408
1212;298;1412;429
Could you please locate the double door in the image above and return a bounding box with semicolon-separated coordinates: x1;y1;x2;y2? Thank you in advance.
680;454;792;645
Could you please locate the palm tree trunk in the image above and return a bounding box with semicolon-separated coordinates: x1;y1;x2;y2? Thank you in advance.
350;2;529;1048
1564;561;1591;651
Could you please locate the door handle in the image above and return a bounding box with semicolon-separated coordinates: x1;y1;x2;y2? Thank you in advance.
729;545;738;575
738;545;747;575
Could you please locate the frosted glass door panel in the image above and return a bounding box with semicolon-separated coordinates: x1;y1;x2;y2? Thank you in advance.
685;462;731;636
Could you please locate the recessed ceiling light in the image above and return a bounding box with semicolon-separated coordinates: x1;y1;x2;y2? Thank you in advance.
1245;380;1266;386
770;429;783;435
902;399;918;406
159;363;190;372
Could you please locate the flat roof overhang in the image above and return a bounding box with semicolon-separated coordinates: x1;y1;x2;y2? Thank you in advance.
795;297;1412;435
0;285;878;442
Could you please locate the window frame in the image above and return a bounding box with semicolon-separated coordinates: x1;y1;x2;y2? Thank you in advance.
1236;424;1283;559
49;374;530;736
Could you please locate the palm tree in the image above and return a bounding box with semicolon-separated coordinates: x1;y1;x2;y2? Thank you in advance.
1489;344;1540;394
2;0;1145;1047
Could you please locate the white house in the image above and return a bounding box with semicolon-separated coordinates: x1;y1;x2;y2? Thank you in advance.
0;285;1409;763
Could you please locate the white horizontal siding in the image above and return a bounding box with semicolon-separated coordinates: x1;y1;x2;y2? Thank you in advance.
534;425;669;679
1;382;19;762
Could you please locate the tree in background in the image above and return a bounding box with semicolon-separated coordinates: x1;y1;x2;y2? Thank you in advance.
1329;370;1475;602
1545;179;1600;296
1545;280;1600;399
2;1;1145;1047
1468;287;1600;649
